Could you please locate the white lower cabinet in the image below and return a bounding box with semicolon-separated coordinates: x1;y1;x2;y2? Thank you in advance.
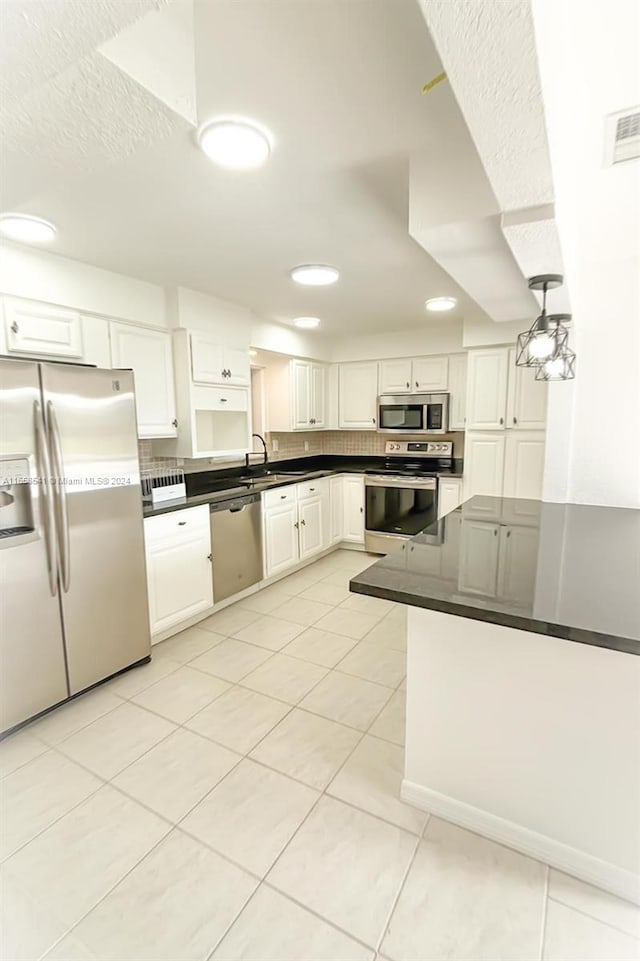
438;478;463;518
465;430;545;505
329;475;344;544
263;501;299;578
458;520;501;597
458;519;538;606
343;475;365;544
144;506;213;638
299;497;324;560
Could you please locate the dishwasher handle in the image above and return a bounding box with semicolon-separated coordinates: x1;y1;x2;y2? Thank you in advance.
209;492;261;514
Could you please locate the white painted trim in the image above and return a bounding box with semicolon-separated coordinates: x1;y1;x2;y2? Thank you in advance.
401;779;640;905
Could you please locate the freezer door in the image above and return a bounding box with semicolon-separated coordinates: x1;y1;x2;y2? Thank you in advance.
0;358;68;732
40;364;150;694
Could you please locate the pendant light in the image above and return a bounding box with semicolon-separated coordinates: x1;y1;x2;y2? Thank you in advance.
535;334;577;381
516;274;566;367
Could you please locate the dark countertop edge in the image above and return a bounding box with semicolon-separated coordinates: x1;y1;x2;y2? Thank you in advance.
349;578;640;657
142;458;464;518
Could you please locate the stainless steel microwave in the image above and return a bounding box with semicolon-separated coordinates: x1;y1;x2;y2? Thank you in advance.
377;393;450;435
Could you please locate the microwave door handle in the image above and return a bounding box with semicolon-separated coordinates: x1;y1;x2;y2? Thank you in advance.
34;400;58;596
47;401;70;593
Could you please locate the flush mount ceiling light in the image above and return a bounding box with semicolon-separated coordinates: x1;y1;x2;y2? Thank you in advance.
425;296;457;312
293;316;321;329
290;265;339;286
197;118;272;169
0;213;56;244
516;275;568;367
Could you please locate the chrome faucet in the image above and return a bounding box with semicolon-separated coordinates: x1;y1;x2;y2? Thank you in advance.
245;433;268;471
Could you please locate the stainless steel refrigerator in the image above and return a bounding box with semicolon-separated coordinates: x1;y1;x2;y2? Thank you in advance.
0;357;151;734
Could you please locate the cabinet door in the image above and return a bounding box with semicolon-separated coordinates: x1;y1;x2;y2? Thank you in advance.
413;356;448;392
498;525;539;605
343;476;365;543
329;475;344;544
264;502;299;577
190;333;225;384
379;359;412;394
224;346;251;387
4;298;83;358
448;353;467;430
507;350;548;430
339;363;378;429
299;497;324;560
466;349;509;429
458;520;500;597
438;479;462;518
503;432;546;500
145;521;213;636
310;364;326;427
464;432;506;499
110;323;177;438
292;360;310;429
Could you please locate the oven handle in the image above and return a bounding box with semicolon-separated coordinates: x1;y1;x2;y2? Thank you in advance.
364;476;437;491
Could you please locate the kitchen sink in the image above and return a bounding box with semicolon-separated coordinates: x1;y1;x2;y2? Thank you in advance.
240;472;304;485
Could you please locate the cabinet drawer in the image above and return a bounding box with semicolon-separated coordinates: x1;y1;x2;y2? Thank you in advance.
144;505;210;547
297;478;327;501
263;485;297;509
192;385;248;412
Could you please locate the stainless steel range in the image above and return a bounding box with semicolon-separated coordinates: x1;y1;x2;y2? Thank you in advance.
364;441;453;554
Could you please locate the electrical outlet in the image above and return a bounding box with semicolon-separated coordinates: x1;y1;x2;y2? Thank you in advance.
272;439;279;453
304;440;309;451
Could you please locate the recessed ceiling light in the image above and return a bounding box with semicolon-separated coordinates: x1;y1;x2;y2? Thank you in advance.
425;296;457;312
290;265;339;286
293;317;321;329
0;213;56;244
197;118;272;169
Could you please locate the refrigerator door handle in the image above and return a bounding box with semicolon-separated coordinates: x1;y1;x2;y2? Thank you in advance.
34;400;58;597
47;400;71;593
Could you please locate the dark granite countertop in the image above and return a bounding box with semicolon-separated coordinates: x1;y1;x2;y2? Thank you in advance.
350;496;640;656
142;454;464;518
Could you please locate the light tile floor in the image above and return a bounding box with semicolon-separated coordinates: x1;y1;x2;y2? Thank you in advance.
1;548;638;961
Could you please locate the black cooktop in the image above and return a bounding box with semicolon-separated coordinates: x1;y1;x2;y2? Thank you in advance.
365;457;452;477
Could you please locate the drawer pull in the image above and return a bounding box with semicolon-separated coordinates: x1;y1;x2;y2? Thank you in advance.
280;494;286;499
10;321;19;334
220;397;228;403
309;487;315;492
178;521;186;526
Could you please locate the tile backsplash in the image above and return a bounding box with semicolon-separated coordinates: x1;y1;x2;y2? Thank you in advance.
138;430;464;474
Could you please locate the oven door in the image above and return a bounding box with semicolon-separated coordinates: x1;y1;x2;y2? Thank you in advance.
364;476;437;554
377;397;426;433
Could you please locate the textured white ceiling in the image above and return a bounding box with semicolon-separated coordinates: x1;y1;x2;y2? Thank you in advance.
0;0;498;334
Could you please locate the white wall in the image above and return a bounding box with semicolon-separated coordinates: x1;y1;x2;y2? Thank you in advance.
0;241;166;327
533;0;640;507
329;321;464;362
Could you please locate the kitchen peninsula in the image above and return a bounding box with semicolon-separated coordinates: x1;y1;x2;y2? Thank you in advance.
351;497;640;904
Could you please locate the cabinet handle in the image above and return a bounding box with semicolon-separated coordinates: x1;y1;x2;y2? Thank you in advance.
513;416;517;424
494;529;498;536
172;418;178;428
207;553;212;561
220;397;228;403
309;487;315;492
360;507;363;513
10;320;18;334
301;519;306;526
406;382;410;388
280;494;286;499
228;369;232;377
506;530;511;538
178;521;186;526
294;521;299;529
415;381;419;388
499;417;504;425
372;417;376;424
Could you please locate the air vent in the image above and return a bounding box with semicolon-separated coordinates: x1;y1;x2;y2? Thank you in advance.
605;107;640;165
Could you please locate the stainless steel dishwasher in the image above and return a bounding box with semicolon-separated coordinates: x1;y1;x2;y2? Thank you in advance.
209;492;263;603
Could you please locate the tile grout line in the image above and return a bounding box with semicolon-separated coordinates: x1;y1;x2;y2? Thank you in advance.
546;893;640;941
374;827;424;956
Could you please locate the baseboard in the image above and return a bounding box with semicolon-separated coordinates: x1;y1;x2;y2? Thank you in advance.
401;779;640;905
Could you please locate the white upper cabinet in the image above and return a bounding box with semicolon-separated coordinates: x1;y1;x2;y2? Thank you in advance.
3;298;83;359
310;363;326;428
466;348;510;430
413;355;449;392
190;332;250;387
378;356;449;395
507;348;548;430
110;322;177;438
448;353;467;430
379;359;412;394
339;363;378;429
